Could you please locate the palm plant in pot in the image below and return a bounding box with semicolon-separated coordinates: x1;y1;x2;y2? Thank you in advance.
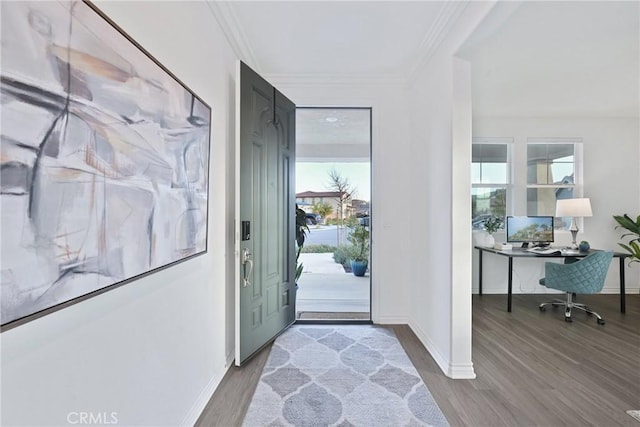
347;223;369;277
613;214;640;264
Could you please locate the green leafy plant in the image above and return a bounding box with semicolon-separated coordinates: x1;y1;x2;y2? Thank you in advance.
295;205;309;282
483;215;504;234
613;214;640;264
333;245;354;268
347;223;370;262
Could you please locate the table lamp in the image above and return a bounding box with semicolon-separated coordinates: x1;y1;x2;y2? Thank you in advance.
555;198;592;249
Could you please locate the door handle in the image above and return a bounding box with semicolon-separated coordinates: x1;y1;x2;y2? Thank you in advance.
242;248;253;287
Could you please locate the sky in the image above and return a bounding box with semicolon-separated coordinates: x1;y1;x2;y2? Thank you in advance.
296;162;371;201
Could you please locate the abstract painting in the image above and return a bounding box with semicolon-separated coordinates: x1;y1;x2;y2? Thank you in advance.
1;1;211;328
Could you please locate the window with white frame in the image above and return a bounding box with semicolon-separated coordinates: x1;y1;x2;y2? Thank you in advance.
526;139;583;230
472;141;511;229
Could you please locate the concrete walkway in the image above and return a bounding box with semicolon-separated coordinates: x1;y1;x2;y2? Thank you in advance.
296;253;370;313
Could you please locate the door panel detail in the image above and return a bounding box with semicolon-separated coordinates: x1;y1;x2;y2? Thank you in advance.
266;287;278;316
251;306;262;328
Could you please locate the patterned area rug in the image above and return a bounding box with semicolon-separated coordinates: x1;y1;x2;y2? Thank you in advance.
243;325;449;427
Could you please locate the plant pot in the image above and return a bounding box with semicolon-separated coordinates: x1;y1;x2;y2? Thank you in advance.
485;233;495;247
350;260;368;277
578;241;590;252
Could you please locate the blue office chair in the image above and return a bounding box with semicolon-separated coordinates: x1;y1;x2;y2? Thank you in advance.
539;251;613;325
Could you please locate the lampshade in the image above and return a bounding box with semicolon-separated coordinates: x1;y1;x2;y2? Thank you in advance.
555;198;593;217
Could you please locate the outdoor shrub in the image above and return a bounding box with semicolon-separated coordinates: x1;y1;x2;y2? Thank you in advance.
333;245;357;267
301;244;337;254
344;216;359;228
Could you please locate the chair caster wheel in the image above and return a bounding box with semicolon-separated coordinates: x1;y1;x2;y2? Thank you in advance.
539;306;546;312
565;317;572;323
597;319;605;325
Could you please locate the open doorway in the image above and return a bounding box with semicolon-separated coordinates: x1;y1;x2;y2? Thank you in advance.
295;107;371;321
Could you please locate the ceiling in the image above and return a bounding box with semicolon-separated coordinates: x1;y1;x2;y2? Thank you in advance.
210;1;462;162
296;108;371;162
211;0;639;121
458;1;639;118
211;1;462;81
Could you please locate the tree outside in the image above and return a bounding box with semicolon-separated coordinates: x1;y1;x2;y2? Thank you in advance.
312;201;333;220
326;168;355;245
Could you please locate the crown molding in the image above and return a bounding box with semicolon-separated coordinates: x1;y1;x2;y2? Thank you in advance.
204;0;262;72
404;0;470;83
207;0;469;87
264;73;405;88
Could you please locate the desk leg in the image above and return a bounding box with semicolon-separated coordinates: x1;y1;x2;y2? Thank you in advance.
508;257;513;312
478;250;483;296
620;258;626;313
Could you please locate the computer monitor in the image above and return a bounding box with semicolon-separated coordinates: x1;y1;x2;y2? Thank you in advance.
506;216;554;247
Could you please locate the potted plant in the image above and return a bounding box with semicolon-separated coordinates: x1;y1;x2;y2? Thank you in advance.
482;215;504;247
295;205;309;283
347;223;369;276
613;214;640;264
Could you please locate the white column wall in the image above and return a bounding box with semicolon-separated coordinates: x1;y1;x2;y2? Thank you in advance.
404;1;496;379
472;117;640;294
1;2;238;425
406;50;455;374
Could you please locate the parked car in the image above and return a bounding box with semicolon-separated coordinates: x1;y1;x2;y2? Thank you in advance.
305;213;321;225
472;214;492;230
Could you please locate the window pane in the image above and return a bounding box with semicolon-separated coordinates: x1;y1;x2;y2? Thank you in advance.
472;144;508;184
472;187;506;229
480;163;507;184
527;187;574;228
472;144;507;162
527;144;574;184
548;144;573;161
555;215;573;230
471;163;481;183
549;163;573;184
527;149;549;185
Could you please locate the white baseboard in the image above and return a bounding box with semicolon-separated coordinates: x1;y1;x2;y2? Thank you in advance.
408;319;476;380
181;365;229;426
447;363;477;379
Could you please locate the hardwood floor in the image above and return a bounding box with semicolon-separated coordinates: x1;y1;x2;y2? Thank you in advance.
196;294;640;426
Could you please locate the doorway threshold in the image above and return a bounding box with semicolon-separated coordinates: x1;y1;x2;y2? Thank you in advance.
296;311;371;321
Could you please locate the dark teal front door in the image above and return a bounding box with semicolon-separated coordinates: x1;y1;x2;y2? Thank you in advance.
235;62;296;365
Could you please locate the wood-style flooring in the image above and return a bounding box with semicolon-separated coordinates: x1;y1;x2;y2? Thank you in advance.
196;294;640;427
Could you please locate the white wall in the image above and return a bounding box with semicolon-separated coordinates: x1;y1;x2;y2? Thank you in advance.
472;117;640;294
268;80;413;324
404;2;496;379
1;2;238;425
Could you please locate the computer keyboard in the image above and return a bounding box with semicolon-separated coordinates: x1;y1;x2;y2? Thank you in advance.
526;246;561;255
